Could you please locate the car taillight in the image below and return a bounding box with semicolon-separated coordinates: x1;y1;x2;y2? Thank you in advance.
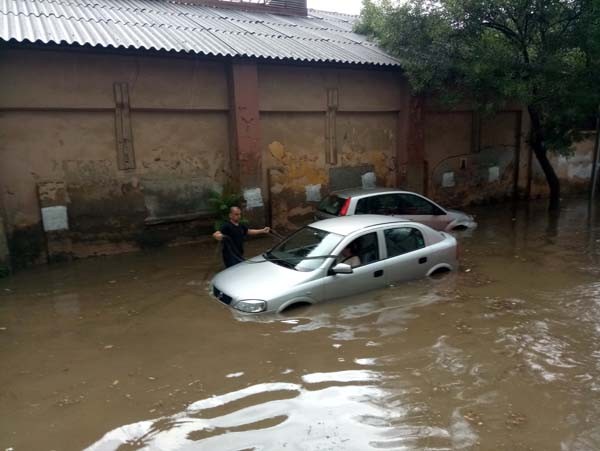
339;197;351;216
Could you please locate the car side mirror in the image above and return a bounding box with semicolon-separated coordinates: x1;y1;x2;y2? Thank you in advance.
332;263;353;274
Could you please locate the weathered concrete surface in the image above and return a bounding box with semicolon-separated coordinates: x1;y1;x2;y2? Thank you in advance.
0;213;10;276
0;49;229;109
230;62;265;226
337;113;397;187
37;180;72;263
2;47;595;270
398;95;426;193
258;65;403;112
263;114;327;230
525;133;597;200
0;49;230;268
259;66;402;230
425;110;520;206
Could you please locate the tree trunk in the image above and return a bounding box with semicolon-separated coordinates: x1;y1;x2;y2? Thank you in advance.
527;106;561;210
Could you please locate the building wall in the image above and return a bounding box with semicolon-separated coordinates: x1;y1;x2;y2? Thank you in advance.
425;110;521;205
528;133;597;198
0;48;229;268
259;65;401;229
2;47;592;270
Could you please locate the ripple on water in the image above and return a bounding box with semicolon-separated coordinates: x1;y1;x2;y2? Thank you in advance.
275;287;450;342
86;375;385;450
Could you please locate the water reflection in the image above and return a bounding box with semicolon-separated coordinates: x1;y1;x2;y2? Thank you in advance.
87;373;400;451
272;279;457;341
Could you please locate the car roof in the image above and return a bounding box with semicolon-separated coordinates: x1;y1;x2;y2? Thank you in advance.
310;214;410;236
329;187;409;198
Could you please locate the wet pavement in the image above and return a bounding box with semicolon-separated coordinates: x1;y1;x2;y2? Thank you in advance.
1;198;600;451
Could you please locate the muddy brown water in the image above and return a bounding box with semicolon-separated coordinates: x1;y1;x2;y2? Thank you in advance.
1;199;600;451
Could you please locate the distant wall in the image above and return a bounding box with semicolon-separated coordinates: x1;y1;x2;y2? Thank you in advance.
528;133;597;198
425;110;521;205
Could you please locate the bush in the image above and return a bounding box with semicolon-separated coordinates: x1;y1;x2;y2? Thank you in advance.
208;188;246;231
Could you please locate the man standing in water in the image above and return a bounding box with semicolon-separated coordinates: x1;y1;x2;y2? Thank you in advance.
212;206;270;268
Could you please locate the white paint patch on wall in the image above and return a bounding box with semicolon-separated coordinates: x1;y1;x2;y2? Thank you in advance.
557;154;593;180
41;206;69;231
305;184;322;202
361;172;376;189
442;171;455;188
567;162;593;179
488;166;500;182
243;188;264;209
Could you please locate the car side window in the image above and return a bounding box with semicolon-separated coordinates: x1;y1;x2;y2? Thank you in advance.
336;232;380;267
384;227;425;257
356;194;399;215
355;197;376;214
397;194;444;215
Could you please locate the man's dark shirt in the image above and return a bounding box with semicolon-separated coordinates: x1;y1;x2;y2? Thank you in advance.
220;221;248;268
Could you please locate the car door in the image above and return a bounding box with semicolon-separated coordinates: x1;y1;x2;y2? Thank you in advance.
382;225;433;285
394;194;452;231
322;231;388;301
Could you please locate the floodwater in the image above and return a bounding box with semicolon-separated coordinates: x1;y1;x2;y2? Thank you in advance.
1;198;600;451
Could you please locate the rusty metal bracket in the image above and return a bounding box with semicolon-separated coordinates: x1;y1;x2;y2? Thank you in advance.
113;82;136;170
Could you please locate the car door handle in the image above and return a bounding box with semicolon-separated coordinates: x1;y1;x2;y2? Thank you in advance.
419;257;427;264
374;270;384;278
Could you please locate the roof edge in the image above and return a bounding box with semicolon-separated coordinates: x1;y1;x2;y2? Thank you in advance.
168;0;308;17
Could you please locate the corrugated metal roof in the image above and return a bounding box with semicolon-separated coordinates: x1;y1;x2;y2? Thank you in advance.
0;0;400;66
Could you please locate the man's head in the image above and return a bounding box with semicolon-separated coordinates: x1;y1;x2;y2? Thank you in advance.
229;206;242;224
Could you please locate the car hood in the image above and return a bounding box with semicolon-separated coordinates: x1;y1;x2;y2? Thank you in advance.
211;256;318;301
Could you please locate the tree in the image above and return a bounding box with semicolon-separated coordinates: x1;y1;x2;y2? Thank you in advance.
357;0;600;210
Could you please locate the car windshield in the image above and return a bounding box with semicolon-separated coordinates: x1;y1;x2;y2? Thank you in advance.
265;227;342;271
318;195;346;215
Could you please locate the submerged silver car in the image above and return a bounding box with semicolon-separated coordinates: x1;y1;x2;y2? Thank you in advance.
211;215;458;314
315;188;476;231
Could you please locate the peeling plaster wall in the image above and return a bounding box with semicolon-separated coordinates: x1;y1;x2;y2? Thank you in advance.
0;48;229;268
133;112;229;219
262;112;399;230
423;104;596;203
5;47;591;268
426;111;519;206
527;135;596;198
259;65;401;230
425;112;473;169
337;113;397;187
263;113;327;230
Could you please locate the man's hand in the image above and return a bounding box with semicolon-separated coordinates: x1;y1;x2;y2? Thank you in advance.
212;231;224;241
248;227;271;236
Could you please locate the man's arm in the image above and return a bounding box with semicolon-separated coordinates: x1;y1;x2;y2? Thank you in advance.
212;223;230;241
247;226;270;236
